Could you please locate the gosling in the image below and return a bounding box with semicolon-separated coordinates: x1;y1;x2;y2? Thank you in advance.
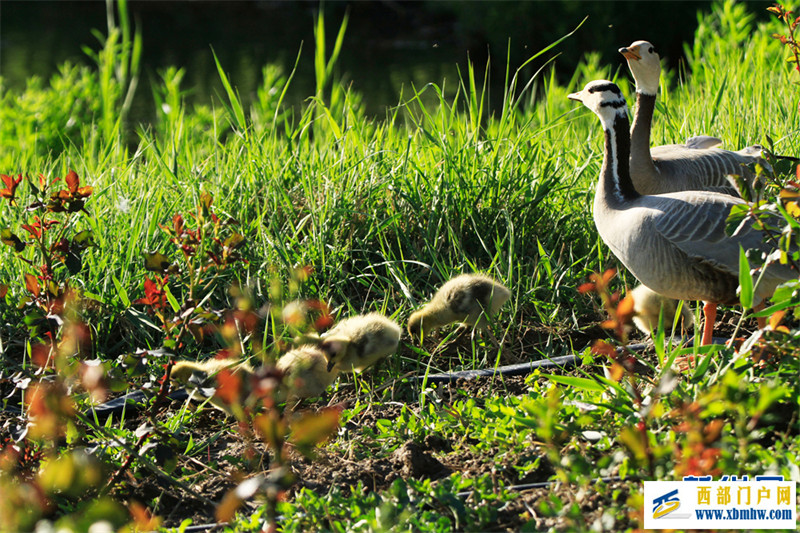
629;285;695;337
170;358;254;413
408;273;510;339
277;345;340;401
317;312;402;373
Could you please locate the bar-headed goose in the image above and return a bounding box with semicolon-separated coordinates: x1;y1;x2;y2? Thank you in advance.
569;80;796;345
408;273;510;339
317;312;402;373
619;40;765;196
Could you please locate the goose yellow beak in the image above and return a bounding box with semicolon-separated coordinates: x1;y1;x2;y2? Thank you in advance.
567;91;582;102
619;46;641;61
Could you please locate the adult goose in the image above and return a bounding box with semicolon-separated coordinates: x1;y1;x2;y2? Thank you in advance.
568;80;796;345
618;40;766;196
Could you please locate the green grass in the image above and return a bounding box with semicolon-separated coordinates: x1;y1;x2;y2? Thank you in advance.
1;0;799;531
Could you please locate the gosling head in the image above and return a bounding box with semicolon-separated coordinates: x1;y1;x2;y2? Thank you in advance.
319;336;350;372
618;40;660;96
568;80;627;125
407;309;441;340
170;362;209;386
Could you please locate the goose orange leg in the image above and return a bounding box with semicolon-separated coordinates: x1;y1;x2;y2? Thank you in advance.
701;301;717;346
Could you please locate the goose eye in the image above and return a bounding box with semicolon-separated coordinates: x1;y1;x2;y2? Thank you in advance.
648;47;655;54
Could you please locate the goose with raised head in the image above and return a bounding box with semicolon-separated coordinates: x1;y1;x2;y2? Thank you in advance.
619;40;766;196
568;80;796;345
407;273;510;339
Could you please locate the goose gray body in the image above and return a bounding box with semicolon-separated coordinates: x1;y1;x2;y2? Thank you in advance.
620;41;764;197
569;81;795;342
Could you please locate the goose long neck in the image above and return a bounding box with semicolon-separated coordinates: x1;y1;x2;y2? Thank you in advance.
630;91;656;167
600;111;639;205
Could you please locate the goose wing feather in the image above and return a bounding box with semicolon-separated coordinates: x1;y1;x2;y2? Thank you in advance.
646;192;757;275
685;135;722;150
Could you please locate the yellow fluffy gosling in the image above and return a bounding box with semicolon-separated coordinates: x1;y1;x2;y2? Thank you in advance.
318;312;402;373
277;345;340;401
408;273;511;338
170;358;254;413
629;285;694;337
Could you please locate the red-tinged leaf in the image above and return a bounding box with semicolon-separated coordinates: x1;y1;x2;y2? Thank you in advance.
128;501;161;531
76;186;93;197
617;294;635;322
767;6;781;15
215;489;243;523
591;339;616;357
289;407;341;456
601;268;617;284
600;319;618;330
701;419;724;444
21;224;41;239
30;342;52;368
25;273;40;297
215;369;242;407
0;174;23;204
172;213;184;235
0;284;7;298
314;314;334;331
200;192;213;211
206;251;221;265
254;411;288;451
65;170;79;193
769;309;786;330
608;362;624;382
577;282;596;294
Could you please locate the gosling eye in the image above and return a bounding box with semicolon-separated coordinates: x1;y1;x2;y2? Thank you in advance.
648;46;655;54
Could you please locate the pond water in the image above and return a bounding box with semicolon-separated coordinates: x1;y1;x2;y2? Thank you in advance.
2;0;759;124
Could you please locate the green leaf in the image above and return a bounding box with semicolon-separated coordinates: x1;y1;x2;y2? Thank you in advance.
725;204;749;236
223;232;245;250
738;246;753;309
541;374;605;392
113;275;131;307
212;48;246;131
1;228;26;253
144;251;172;272
163;284;181;313
72;229;94;249
64;251;82;275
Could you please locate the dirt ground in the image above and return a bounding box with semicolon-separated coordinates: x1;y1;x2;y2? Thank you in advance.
0;310;760;530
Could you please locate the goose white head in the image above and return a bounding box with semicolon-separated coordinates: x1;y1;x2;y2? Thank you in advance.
618;40;660;96
568;80;628;127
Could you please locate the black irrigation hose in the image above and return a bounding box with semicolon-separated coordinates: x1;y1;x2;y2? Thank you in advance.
454;475;628;498
1;335;727;419
412;354;579;383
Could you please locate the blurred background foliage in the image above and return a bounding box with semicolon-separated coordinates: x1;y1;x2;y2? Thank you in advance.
2;0;771;122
